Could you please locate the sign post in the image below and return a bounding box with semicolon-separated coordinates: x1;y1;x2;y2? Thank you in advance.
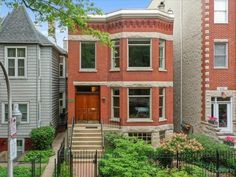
10;117;17;160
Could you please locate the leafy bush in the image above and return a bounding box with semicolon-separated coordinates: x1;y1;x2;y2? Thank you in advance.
59;162;70;177
0;166;42;177
159;133;204;154
31;126;55;150
189;134;236;169
100;133;156;177
155;148;174;168
23;149;55;163
189;134;233;152
155;167;204;177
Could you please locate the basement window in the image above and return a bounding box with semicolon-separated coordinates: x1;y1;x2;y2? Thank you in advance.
128;132;152;144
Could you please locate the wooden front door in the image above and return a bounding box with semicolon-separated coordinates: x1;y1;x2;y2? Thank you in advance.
75;94;100;122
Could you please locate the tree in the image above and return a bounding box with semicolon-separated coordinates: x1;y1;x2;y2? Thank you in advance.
2;0;112;46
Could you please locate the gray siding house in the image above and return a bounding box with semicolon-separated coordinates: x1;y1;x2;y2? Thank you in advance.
0;6;67;154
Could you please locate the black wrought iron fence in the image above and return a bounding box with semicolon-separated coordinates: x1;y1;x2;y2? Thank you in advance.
156;150;236;177
0;155;42;177
31;156;42;177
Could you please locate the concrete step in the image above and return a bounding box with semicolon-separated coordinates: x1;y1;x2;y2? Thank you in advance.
73;128;101;133
73;132;101;137
72;136;102;141
72;151;103;160
216;132;235;136
72;141;102;146
75;124;101;128
72;145;102;150
72;149;103;154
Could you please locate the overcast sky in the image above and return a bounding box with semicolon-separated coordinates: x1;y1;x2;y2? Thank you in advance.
0;0;151;48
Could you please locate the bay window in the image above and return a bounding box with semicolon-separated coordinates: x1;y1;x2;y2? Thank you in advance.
128;89;151;119
159;39;166;70
111;88;120;120
111;40;120;70
159;88;166;120
128;39;151;69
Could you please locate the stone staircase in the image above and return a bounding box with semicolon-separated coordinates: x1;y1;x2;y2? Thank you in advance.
201;121;236;149
71;124;103;155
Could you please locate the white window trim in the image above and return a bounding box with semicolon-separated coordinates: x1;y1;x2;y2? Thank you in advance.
214;0;228;24
111;88;120;122
127;39;152;71
214;42;228;69
111;40;120;71
59;92;66;114
79;42;97;72
159;88;166;121
17;139;25;154
211;97;232;132
59;56;66;78
159;39;166;71
127;88;152;121
1;102;30;124
5;46;27;79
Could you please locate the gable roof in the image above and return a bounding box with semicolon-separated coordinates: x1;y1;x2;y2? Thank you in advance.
0;6;66;54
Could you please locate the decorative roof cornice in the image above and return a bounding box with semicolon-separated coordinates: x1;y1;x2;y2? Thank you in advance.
88;9;174;22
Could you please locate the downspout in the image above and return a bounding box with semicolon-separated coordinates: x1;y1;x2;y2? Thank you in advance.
36;45;41;127
180;0;183;129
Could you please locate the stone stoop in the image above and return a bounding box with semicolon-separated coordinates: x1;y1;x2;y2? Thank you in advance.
216;132;236;149
71;124;103;157
201;121;236;149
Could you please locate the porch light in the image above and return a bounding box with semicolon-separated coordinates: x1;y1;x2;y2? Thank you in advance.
12;104;22;125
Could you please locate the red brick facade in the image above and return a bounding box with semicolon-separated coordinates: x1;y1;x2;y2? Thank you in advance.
201;0;236;134
68;10;174;144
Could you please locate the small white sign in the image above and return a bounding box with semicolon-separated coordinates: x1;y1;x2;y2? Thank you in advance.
10;138;17;160
10;117;17;138
217;87;228;91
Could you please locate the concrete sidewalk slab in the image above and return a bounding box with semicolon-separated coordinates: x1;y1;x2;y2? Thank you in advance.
41;132;65;177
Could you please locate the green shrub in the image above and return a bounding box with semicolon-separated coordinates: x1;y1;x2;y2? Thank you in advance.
31;126;55;150
23;149;55;163
156;168;204;177
155;148;174;168
189;134;233;152
100;133;156;177
0;166;42;177
189;134;236;169
59;162;70;177
159;133;204;154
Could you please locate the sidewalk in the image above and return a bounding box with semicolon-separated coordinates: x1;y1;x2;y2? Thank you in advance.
41;132;65;177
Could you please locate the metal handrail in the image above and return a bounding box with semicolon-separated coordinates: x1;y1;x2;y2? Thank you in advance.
70;116;75;149
100;119;105;150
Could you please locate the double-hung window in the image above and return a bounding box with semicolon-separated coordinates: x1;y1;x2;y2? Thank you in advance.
128;39;151;69
128;89;151;119
111;40;120;70
3;103;29;123
59;92;66;114
59;56;66;78
214;0;228;23
214;43;228;68
80;42;96;71
6;47;26;77
111;89;120;121
159;40;166;70
159;88;166;120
